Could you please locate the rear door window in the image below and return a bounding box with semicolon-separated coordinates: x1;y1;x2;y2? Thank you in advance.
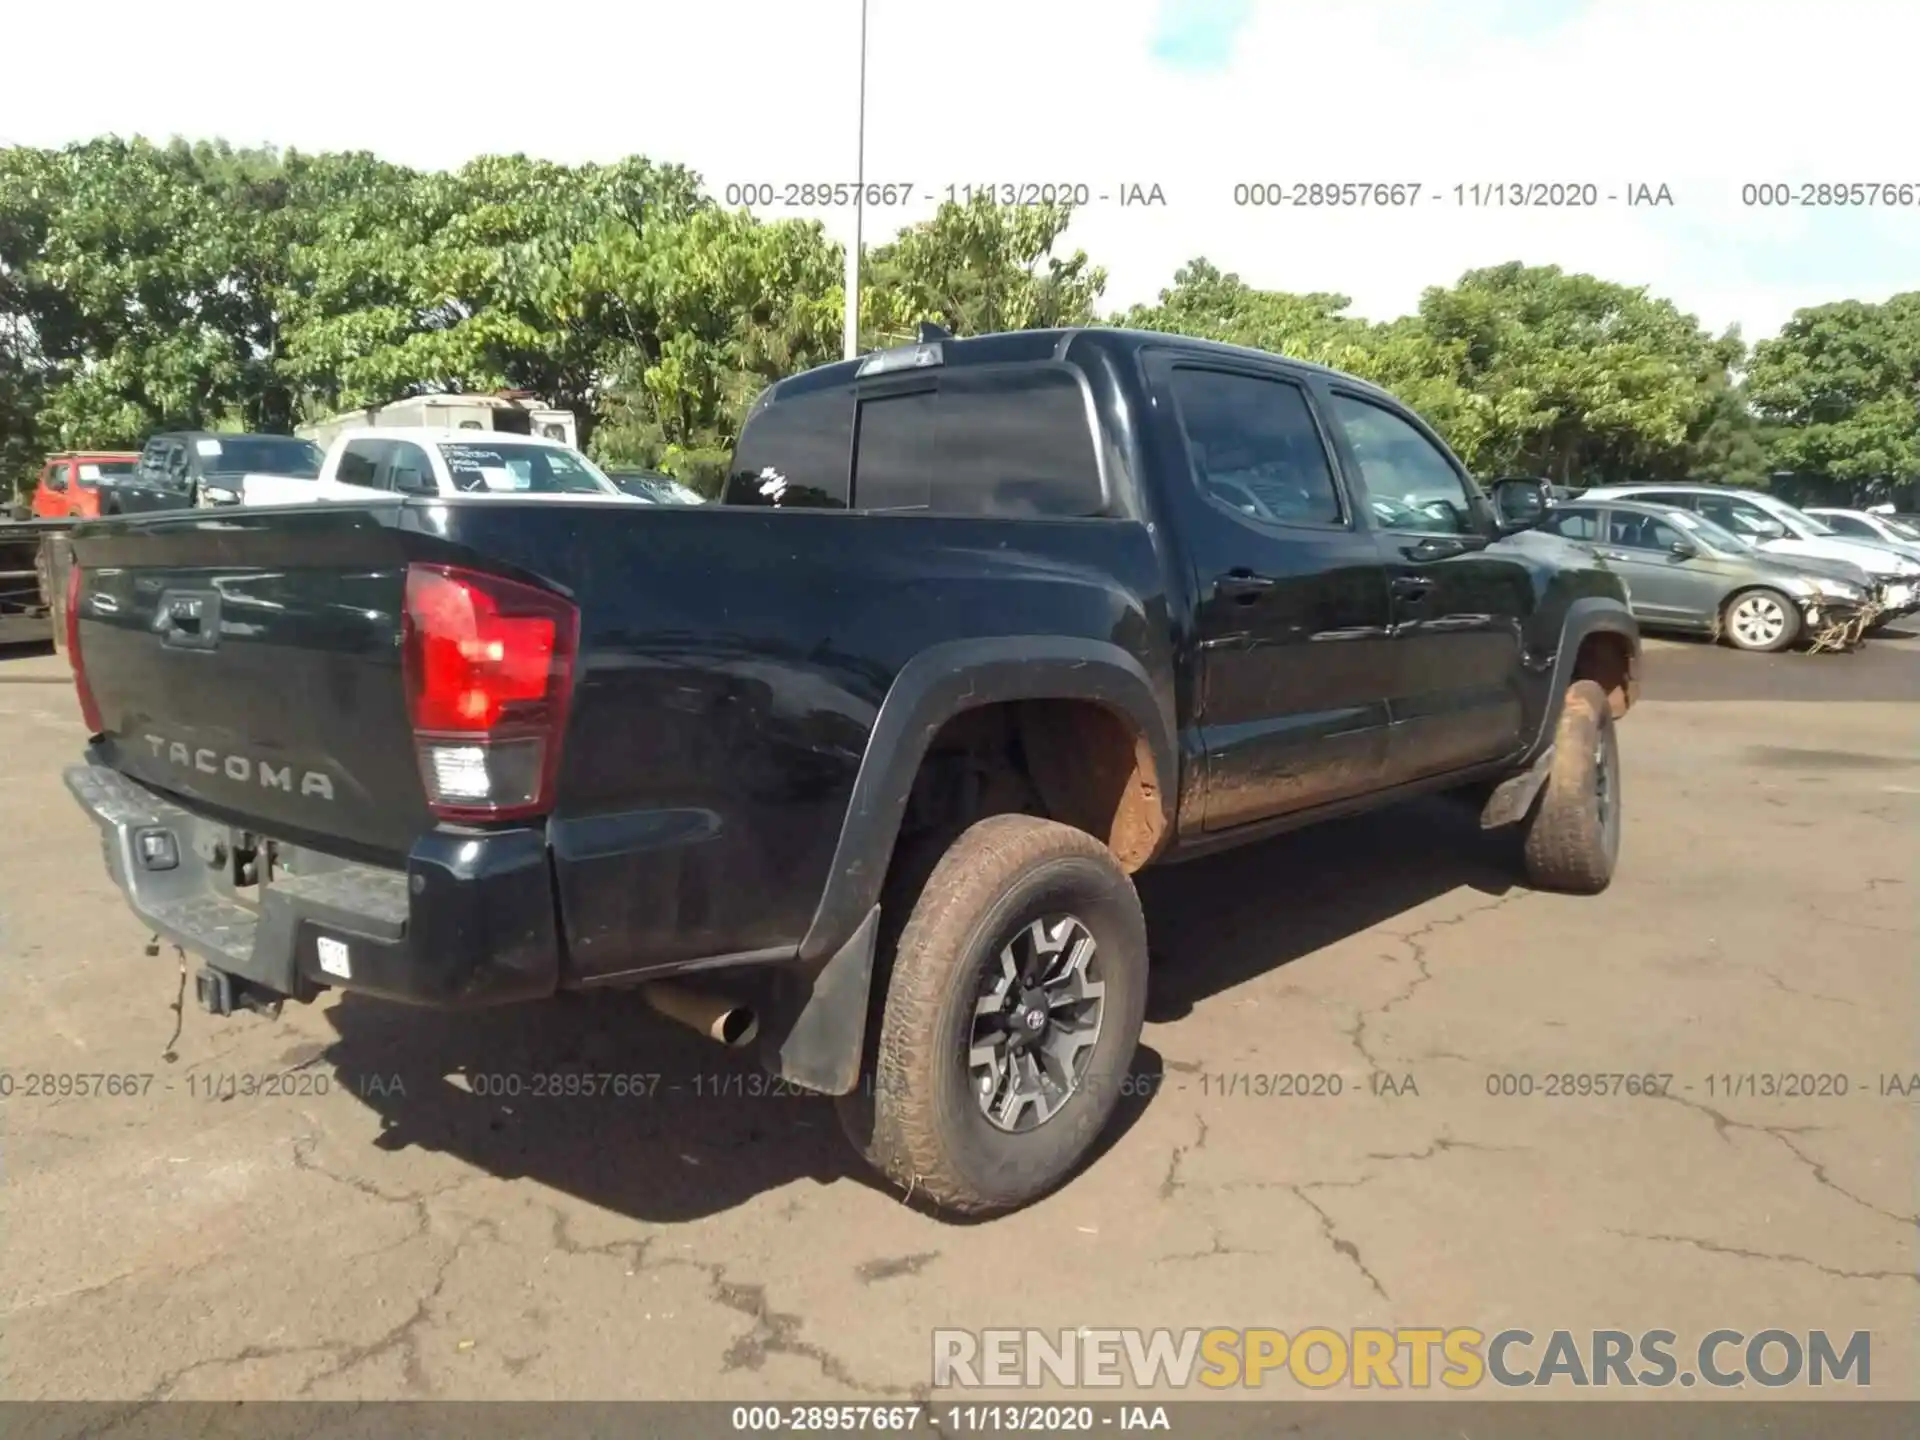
1165;368;1344;528
851;367;1105;516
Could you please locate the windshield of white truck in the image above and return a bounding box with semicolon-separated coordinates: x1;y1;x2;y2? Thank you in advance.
437;441;614;495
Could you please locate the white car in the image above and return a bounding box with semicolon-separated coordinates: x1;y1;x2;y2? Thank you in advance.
1803;507;1920;564
1580;485;1920;615
219;427;643;506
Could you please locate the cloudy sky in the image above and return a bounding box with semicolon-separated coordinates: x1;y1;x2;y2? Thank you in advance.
5;0;1913;342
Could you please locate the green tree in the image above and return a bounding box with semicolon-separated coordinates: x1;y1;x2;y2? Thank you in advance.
863;195;1106;344
1407;264;1743;484
1747;294;1920;491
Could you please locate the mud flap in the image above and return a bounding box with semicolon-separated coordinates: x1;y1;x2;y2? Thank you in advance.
757;904;881;1096
1479;744;1557;830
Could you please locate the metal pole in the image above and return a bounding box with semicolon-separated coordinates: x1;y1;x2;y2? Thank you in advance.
842;0;868;360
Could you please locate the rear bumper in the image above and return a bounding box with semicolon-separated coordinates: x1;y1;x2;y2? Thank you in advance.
64;758;561;1007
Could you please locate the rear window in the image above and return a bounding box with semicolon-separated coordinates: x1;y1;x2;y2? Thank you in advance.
851;368;1103;516
196;436;325;478
76;460;137;482
724;387;853;508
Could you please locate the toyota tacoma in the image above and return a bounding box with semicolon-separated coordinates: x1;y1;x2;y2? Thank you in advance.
59;327;1640;1216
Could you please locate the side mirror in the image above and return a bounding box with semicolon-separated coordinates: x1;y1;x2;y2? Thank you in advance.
1668;539;1699;559
1490;478;1550;531
1751;519;1788;540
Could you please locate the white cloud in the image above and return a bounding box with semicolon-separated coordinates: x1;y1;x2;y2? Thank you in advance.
2;0;1912;341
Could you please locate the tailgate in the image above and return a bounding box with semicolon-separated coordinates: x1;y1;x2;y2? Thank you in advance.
70;505;432;859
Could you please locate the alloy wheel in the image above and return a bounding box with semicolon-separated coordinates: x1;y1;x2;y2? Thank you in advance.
968;915;1106;1133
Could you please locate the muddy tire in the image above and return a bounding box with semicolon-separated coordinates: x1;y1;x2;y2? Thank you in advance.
1721;588;1801;653
835;813;1147;1217
1520;679;1621;895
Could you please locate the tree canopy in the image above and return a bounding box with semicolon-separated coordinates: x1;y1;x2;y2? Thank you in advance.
3;137;1913;500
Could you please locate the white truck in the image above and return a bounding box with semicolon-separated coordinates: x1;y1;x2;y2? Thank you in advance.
295;393;579;452
225;427;641;507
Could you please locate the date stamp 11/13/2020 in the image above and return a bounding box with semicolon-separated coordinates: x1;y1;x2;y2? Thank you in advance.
716;177;1920;214
5;1066;1916;1106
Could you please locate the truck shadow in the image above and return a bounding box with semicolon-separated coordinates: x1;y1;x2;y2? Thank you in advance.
1137;794;1519;1023
317;792;1514;1223
318;988;1163;1225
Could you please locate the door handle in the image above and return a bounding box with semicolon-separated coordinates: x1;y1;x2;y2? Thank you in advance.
1215;570;1275;604
1391;575;1436;599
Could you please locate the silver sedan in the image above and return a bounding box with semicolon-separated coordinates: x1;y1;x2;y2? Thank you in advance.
1538;499;1875;651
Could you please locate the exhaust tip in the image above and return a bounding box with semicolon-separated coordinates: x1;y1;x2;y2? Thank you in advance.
640;981;759;1050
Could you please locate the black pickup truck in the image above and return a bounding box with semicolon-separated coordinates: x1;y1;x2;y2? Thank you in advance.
60;328;1639;1216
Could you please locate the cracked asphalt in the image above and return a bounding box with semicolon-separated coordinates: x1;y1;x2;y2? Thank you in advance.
2;627;1915;1402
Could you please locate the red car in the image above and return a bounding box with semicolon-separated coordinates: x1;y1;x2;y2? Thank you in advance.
31;452;141;520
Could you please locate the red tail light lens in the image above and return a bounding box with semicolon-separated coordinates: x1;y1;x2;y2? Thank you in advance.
66;559;104;734
401;563;580;821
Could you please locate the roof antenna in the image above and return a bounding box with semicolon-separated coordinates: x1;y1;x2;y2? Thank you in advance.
916;321;952;343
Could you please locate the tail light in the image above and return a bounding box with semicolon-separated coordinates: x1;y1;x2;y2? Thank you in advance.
401;563;580;821
66;561;104;734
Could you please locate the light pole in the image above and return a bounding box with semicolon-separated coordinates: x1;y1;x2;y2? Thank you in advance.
842;0;868;360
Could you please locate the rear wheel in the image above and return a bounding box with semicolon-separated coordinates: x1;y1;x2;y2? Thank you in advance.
1721;588;1800;652
836;814;1148;1217
1521;680;1621;895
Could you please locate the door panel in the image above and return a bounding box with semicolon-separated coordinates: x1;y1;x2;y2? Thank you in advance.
1151;362;1395;831
1593;510;1724;623
1323;391;1531;782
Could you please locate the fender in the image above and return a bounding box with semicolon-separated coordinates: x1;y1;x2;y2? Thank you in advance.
756;637;1175;1098
757;636;1176;1097
1481;597;1638;829
1531;597;1640;752
798;634;1178;965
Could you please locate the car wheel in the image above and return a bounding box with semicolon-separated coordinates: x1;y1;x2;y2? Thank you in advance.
836;813;1148;1217
1521;679;1621;895
1721;588;1801;653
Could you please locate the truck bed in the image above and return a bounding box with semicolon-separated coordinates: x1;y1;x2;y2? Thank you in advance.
64;495;1169;985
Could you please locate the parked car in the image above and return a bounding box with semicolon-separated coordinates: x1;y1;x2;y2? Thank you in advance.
1581;484;1920;620
58;327;1641;1217
1538;499;1873;651
1803;508;1920;563
605;468;707;505
29;452;141;520
120;432;324;512
209;427;638;507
